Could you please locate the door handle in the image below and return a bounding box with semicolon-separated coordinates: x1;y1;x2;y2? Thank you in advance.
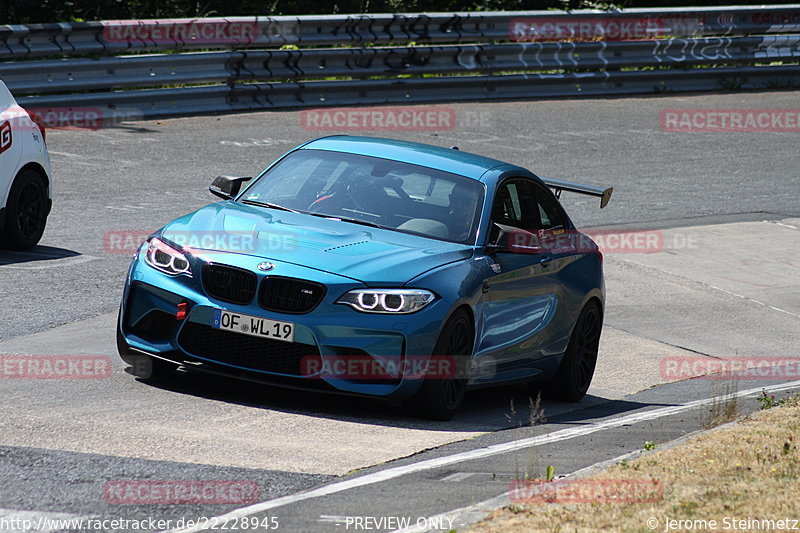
482;280;490;293
539;255;552;267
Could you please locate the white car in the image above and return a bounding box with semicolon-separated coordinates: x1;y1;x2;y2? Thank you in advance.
0;79;52;250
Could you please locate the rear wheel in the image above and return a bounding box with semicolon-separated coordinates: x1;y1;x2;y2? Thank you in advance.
1;169;49;250
408;308;472;421
534;301;602;402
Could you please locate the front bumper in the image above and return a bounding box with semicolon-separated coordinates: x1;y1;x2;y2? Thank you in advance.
118;249;448;399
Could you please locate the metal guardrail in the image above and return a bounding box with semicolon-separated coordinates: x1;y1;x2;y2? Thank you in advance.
5;36;800;94
20;65;798;120
3;6;800;57
1;6;799;121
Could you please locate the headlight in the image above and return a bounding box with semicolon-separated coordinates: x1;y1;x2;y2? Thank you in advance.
144;237;192;277
337;289;435;314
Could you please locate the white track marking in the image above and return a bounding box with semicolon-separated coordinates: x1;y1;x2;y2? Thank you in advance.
165;380;800;533
45;151;83;158
391;447;659;532
439;472;477;482
0;254;98;270
391;417;752;532
391;494;510;533
317;515;350;525
772;221;798;230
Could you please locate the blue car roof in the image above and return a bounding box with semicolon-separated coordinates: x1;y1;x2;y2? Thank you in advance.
301;135;513;180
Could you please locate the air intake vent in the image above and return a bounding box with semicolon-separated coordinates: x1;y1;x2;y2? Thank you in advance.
202;264;257;305
178;322;320;375
259;276;326;314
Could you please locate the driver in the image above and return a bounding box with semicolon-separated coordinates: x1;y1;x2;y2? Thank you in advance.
446;182;480;241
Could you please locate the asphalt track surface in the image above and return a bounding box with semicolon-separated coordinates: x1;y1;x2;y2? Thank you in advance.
0;90;799;532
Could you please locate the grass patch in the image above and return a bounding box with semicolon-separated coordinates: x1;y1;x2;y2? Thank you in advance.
703;380;739;429
471;394;800;533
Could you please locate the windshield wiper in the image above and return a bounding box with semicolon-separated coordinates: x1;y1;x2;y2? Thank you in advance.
241;199;301;213
308;213;385;229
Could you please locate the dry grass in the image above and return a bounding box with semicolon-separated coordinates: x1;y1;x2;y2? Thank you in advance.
470;395;800;533
703;380;739;429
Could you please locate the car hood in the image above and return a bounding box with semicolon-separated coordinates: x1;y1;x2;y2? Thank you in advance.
159;202;473;285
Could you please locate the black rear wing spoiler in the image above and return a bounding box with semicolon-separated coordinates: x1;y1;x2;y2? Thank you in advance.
541;177;613;209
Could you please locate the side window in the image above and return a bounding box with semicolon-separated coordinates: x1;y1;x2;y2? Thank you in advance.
533;183;566;230
492;178;568;234
491;179;540;231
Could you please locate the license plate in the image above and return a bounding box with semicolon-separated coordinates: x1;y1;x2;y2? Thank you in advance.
211;308;295;343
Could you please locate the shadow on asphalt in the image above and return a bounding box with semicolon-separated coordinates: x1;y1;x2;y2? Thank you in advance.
133;368;664;432
0;245;82;266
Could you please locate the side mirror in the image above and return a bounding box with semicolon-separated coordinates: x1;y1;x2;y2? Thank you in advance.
209;175;252;200
486;223;542;255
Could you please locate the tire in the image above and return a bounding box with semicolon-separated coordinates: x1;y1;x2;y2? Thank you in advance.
1;169;49;250
536;301;602;402
407;308;473;421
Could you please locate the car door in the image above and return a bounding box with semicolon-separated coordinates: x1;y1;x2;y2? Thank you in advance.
474;177;571;378
0;83;24;207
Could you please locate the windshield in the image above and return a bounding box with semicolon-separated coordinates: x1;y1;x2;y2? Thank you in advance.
239;149;485;244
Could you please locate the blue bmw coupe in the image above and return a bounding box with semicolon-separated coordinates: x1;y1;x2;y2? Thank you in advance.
117;136;611;419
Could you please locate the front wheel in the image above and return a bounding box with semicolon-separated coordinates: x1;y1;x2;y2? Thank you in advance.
536;301;602;402
1;169;49;250
407;308;473;421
